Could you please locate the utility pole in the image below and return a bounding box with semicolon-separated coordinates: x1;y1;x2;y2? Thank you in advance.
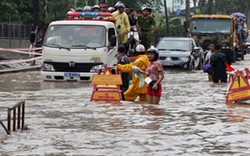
164;0;169;36
31;0;40;45
94;0;99;5
84;0;88;6
185;0;190;23
71;0;76;9
33;0;39;30
185;0;190;35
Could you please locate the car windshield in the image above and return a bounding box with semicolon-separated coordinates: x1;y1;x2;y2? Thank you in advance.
157;39;190;51
44;25;106;49
191;18;231;34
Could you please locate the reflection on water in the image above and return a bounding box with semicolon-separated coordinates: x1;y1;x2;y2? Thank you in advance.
0;68;250;155
0;71;92;92
226;103;250;122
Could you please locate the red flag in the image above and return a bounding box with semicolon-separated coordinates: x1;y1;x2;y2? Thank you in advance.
224;63;234;72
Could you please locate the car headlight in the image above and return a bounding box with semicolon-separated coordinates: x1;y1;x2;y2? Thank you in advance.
90;64;105;73
41;63;55;71
179;57;190;62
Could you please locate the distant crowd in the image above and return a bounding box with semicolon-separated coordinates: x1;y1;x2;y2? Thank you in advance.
67;1;156;51
233;15;248;45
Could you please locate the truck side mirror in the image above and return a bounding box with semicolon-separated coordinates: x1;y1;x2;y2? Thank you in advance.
110;35;117;47
30;31;36;43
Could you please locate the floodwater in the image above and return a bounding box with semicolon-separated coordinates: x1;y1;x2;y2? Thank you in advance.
0;56;250;156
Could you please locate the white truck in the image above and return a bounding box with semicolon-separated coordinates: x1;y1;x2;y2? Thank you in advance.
41;13;118;81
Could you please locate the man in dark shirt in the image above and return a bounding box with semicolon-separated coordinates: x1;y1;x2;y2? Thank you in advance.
210;41;229;83
128;9;137;28
117;45;130;100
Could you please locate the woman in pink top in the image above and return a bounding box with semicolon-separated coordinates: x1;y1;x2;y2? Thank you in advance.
142;47;164;104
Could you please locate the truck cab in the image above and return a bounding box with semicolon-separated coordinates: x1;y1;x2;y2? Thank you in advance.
190;14;237;64
41;14;118;81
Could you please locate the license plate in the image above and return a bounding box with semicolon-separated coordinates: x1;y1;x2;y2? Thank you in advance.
64;73;80;77
162;62;174;66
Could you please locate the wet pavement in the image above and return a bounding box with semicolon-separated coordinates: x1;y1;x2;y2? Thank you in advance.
0;55;250;155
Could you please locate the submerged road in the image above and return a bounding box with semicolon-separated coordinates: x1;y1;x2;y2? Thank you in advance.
0;54;250;155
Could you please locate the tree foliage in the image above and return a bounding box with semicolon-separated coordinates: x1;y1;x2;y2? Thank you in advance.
197;0;250;16
1;0;250;43
0;0;163;24
1;0;249;24
0;0;33;23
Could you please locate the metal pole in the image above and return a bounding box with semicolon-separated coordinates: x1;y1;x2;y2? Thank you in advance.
17;106;21;129
33;0;39;46
0;120;10;135
13;109;16;131
7;108;11;132
185;0;190;36
71;0;76;9
22;102;25;130
164;0;169;36
186;0;190;23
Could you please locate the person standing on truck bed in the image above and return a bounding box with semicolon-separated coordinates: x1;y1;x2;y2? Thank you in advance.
83;6;91;12
92;5;100;12
137;7;156;50
112;1;130;46
100;3;107;12
128;9;137;28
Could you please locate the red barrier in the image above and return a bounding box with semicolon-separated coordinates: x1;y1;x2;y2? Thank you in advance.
91;67;122;102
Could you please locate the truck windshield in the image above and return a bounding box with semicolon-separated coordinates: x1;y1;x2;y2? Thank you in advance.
191;18;231;34
44;25;106;49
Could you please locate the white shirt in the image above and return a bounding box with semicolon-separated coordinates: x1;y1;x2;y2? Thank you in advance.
205;50;212;64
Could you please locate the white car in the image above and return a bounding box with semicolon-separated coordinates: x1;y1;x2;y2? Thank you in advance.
156;37;204;70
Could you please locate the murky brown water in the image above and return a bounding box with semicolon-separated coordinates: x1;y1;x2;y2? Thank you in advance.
0;55;250;155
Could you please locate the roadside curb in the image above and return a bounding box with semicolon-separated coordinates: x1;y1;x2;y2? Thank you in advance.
0;65;41;74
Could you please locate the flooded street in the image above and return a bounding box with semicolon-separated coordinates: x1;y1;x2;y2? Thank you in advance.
0;55;250;155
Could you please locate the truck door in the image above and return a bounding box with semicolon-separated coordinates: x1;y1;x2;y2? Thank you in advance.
107;27;117;66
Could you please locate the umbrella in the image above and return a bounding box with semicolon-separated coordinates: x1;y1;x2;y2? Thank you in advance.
231;12;246;18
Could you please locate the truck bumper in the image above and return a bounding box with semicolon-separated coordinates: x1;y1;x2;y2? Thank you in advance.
41;71;94;82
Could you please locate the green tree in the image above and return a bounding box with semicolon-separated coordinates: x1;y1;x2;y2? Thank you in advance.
197;0;250;16
0;0;33;23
